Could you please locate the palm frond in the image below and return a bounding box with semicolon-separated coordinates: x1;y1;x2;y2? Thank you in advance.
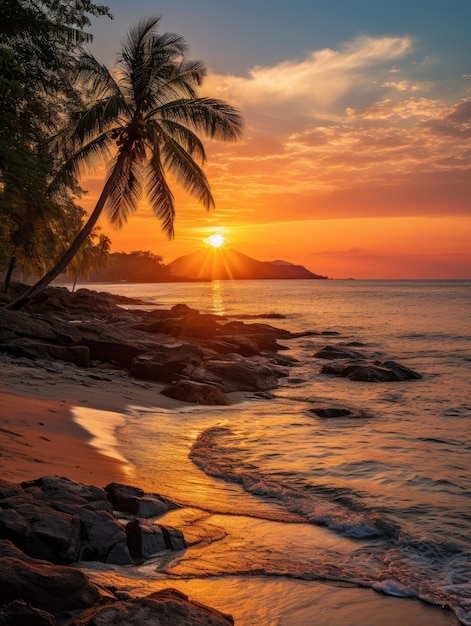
54;131;116;183
161;134;214;210
105;144;145;228
71;95;128;145
75;50;123;102
155;97;244;142
146;146;175;238
154;119;207;163
148;59;207;105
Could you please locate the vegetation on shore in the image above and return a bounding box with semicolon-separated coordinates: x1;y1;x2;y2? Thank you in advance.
0;4;243;308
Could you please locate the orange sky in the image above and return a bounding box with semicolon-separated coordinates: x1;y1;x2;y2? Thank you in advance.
81;19;471;279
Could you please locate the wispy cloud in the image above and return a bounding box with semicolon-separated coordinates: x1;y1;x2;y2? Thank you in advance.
201;34;471;223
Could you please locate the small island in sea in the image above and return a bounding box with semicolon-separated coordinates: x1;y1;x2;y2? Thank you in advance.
84;248;328;283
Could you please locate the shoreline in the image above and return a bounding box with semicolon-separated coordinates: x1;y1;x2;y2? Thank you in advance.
0;353;182;486
0;358;462;625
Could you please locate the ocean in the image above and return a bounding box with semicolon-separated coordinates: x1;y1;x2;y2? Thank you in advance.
78;279;471;625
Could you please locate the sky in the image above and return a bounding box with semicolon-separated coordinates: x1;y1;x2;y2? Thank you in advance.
81;0;471;279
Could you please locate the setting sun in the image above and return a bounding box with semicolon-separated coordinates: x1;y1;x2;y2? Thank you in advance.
205;233;226;248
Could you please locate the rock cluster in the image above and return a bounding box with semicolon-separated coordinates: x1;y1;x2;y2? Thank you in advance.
313;344;422;382
0;475;233;625
0;284;292;403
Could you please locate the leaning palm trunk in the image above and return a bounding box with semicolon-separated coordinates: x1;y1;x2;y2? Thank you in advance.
5;165;118;309
5;16;242;311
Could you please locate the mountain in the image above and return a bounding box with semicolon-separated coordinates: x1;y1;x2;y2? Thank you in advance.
169;248;328;281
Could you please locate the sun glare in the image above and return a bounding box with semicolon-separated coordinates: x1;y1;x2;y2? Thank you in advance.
205;233;226;248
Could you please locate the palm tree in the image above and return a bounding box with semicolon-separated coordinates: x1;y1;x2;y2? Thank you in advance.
6;16;243;309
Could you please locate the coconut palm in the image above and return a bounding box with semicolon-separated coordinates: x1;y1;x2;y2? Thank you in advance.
6;16;243;309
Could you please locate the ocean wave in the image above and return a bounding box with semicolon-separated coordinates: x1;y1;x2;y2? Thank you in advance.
190;426;400;540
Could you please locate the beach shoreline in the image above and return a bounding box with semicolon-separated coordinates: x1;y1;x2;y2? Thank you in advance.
0;353;182;486
0;353;462;625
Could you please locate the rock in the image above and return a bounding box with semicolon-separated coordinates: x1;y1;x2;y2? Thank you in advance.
21;476;111;513
0;480;23;500
321;360;422;382
0;600;57;626
0;540;109;614
0;308;57;342
309;407;371;418
0;496;82;563
54;505;132;565
0;339;90;365
313;345;365;360
125;519;186;558
161;381;230;405
104;483;173;518
189;355;280;392
73;588;234;626
130;344;204;383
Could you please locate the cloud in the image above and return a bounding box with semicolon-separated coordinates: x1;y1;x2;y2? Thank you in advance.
207;35;414;120
198;32;471;225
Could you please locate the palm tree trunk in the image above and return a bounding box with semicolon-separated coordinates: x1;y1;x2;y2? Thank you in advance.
3;256;16;293
4;166;120;310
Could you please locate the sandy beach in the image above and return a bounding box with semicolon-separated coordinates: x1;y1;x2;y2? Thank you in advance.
0;352;462;625
0;353;178;486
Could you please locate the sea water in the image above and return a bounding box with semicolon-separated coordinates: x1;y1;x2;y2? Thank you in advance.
80;280;471;625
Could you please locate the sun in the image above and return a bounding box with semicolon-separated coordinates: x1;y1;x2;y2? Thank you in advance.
205;233;226;248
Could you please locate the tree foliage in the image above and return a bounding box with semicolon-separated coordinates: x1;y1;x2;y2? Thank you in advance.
6;16;243;309
0;0;111;292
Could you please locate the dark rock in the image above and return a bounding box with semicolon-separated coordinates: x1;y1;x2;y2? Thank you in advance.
311;407;353;418
309;407;371;418
0;496;82;564
0;308;56;342
0;480;23;500
104;483;173;518
0;600;57;626
0;541;109;614
125;519;186;558
321;360;422;382
313;345;365;360
130;344;204;382
189;355;279;392
161;381;230;405
21;476;110;511
73;588;233;626
0;339;90;366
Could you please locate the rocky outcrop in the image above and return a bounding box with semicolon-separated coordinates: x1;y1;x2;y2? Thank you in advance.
161;380;231;405
0;540;111;614
125;519;186;558
321;360;422;382
313;344;365;360
0;476;231;625
1;284;291;397
73;588;234;626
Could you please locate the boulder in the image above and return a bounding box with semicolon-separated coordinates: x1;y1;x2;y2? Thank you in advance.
189;355;280;392
130;344;204;383
309;407;371;419
125;519;186;558
161;381;230;405
0;600;56;626
321;360;422;382
0;339;90;366
313;345;365;360
0;541;108;614
0;496;82;564
104;482;173;518
73;588;234;626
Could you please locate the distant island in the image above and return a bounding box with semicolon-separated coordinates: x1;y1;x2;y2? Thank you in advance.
82;248;328;283
169;247;328;280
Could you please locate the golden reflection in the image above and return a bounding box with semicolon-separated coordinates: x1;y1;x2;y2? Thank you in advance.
211;280;225;316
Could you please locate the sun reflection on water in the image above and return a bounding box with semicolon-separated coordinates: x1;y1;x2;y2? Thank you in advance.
211;280;225;316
